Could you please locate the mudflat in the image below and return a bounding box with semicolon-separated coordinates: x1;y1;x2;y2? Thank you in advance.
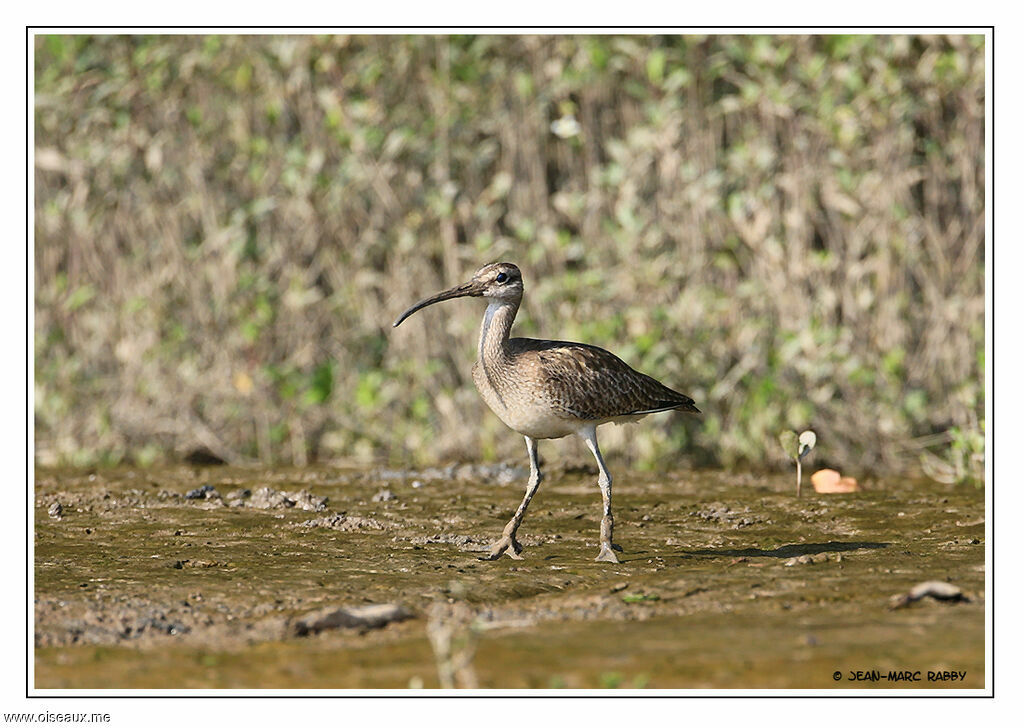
34;465;985;689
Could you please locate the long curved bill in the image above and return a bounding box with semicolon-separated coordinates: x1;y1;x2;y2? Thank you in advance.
392;280;482;328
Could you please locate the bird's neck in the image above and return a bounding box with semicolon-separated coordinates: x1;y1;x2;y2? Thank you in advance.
478;299;519;363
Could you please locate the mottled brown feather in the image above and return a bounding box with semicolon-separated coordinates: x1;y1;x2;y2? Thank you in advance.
507;338;699;421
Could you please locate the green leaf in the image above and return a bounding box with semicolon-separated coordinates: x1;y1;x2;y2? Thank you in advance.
646;49;666;84
303;360;335;405
65;284;95;312
600;672;624;689
356;371;384;410
779;431;798;458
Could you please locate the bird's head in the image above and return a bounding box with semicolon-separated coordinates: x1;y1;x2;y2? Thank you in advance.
392;262;523;327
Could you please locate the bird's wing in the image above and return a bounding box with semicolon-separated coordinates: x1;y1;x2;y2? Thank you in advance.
512;339;698;421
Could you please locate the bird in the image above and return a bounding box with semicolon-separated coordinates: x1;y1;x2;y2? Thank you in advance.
392;262;699;563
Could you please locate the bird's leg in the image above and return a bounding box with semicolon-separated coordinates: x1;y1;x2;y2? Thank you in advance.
580;426;621;563
485;436;542;560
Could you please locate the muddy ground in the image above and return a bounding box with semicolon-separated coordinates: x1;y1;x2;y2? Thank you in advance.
34;464;985;689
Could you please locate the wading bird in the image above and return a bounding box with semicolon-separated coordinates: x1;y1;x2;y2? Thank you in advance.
393;262;699;563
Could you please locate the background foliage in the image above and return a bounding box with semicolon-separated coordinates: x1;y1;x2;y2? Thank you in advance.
34;34;985;480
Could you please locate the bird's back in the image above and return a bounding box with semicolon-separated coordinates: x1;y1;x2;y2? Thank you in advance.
506;337;699;423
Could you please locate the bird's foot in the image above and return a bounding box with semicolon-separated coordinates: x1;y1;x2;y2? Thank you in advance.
482;534;524;561
595;544;620;563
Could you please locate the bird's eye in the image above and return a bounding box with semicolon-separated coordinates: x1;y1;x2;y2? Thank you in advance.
496;272;508;283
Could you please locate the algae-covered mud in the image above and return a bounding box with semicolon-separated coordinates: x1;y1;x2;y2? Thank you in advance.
34;465;985;689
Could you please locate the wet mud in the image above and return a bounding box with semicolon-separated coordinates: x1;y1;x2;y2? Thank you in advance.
34;465;985;689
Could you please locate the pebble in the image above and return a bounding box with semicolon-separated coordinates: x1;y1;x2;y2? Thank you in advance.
784;554;816;566
299;514;386;531
248;487;327;511
48;502;63;519
185;484;216;499
372;489;397;502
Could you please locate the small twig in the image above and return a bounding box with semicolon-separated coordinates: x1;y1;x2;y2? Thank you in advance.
426;601;479;689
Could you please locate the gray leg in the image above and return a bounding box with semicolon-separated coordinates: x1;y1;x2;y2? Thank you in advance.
580;425;620;563
485;436;542;560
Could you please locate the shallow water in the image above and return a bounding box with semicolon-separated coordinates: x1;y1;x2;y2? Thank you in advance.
34;465;985;689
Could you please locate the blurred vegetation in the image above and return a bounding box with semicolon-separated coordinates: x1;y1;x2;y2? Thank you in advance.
33;34;984;481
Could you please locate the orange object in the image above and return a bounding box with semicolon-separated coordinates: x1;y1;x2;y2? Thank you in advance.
812;469;860;493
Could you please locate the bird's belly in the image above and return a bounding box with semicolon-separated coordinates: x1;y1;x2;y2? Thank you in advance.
472;362;575;440
502;406;577;440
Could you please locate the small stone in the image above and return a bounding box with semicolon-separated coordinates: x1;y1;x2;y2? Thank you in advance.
609;582;629;593
248;486;326;510
289;490;329;512
47;502;63;520
185;484;216;499
784;554;815;567
298;514;386;531
246;487;288;508
372;489;396;503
